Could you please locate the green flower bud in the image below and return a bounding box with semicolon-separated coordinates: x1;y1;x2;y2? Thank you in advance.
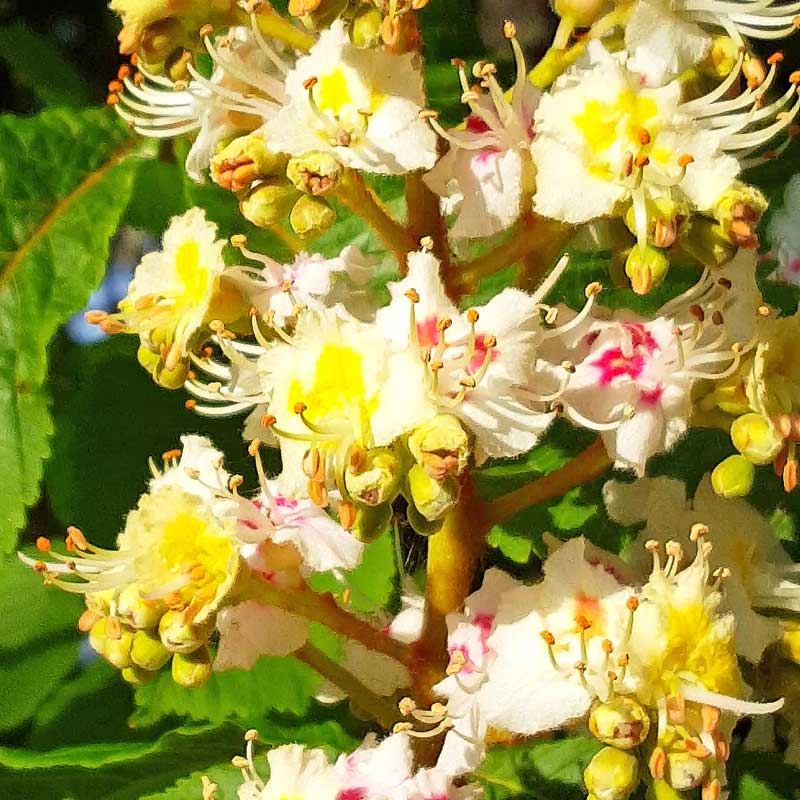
714;182;767;250
589;697;651;749
624;245;670;296
699;36;739;79
623;197;687;249
105;627;135;670
286;152;344;196
139;18;183;65
711;454;756;498
345;447;403;507
121;664;158;686
645;780;685;800
155;359;190;390
211;134;287;193
678;217;737;269
290;0;349;29
666;751;707;791
552;0;607;27
353;502;393;544
406;500;445;537
131;629;172;671
351;6;384;48
159;610;212;654
407;415;471;480
117;584;165;630
407;463;460;522
730;412;784;465
88;617;110;658
171;646;212;688
240;182;301;229
86;590;115;618
584;747;639;800
290;195;336;239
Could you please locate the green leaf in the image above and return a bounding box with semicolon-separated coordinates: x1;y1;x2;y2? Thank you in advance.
130;654;323;729
0;556;82;655
0;107;144;553
0;23;89;108
140;762;242;800
474;736;602;800
0;639;79;735
309;529;398;614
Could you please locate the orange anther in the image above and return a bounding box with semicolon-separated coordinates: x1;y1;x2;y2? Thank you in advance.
303;76;318;91
466;308;479;324
649;747;666;780
185;399;197;410
108;80;123;93
637;128;651;145
117;64;131;80
634;153;650;168
294;401;308;414
701;704;721;732
199;23;214;37
602;638;614;654
768;52;784;65
66;526;88;550
36;536;51;552
540;630;556;646
106;94;120;106
575;614;592;631
678;154;695;168
702;778;721;800
33;560;47;574
260;414;277;428
685;738;712;759
248;439;261;457
162;449;182;461
626;596;639;612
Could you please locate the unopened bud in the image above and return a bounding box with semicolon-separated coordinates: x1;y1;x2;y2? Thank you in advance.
625;245;670;296
171;646;212;688
286;152;344;196
699;36;738;79
344;446;402;507
105;626;135;670
290;194;336;238
407;463;460;523
159;610;213;654
407;415;471;479
589;697;651;749
212;134;287;193
711;454;755;498
139;18;183;65
678;217;737;269
240;182;301;229
131;629;172;671
121;664;158;686
731;413;784;465
351;5;384;48
352;502;393;544
117;583;165;629
714;183;767;248
666;751;708;791
584;746;639;800
552;0;607;26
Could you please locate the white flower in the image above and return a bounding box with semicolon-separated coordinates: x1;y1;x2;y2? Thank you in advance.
214;600;308;670
256;307;437;496
238;744;341;800
402;768;483;800
432;568;521;776
767;174;800;286
548;259;759;474
113;23;291;181
100;208;227;367
477;539;635;737
531;43;798;237
605;473;798;662
265;20;437;174
376;250;558;463
423;27;539;239
625;0;800;87
229;243;377;326
335;733;414;800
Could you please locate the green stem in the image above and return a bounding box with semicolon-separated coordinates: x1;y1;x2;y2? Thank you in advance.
295;643;401;729
412;476;490;702
450;216;571;293
405;171;451;272
483;438;612;527
252;581;412;667
336;171;419;269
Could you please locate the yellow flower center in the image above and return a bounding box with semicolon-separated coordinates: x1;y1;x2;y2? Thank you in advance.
174;239;211;307
288;343;378;436
573;91;660;156
315;68;354;116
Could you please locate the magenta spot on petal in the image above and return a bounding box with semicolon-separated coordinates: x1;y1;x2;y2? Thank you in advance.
240;519;258;530
275;495;299;509
338;790;367;800
466;115;490;134
639;385;664;406
417;316;441;348
467;333;498;374
474;146;502;166
473;612;494;642
584;330;601;347
623;323;658;354
591;347;645;385
789;256;800;273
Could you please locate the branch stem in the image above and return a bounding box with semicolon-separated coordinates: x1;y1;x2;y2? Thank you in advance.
336;171;418;269
483;438;612;527
405;171;450;271
247;5;314;51
450;216;571;292
296;643;400;729
412;476;490;702
252;581;412;667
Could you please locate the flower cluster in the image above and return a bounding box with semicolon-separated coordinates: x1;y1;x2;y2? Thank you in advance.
21;0;800;797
